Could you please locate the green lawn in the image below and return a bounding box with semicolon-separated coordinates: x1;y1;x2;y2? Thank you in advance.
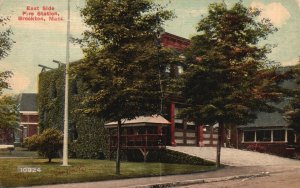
0;158;216;187
0;147;38;158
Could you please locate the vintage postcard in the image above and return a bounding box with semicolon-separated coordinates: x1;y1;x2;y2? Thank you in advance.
0;0;300;187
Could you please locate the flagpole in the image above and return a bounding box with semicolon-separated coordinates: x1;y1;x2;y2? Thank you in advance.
62;0;70;166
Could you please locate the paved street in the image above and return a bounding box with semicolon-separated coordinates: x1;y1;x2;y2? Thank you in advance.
169;146;300;188
167;146;300;166
180;168;300;188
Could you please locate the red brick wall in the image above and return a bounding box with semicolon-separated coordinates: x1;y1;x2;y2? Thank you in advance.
20;113;39;138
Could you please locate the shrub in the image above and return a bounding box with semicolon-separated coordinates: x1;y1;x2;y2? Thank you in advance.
69;117;109;159
246;144;266;153
23;129;63;162
37;128;63;162
126;149;215;166
23;135;39;151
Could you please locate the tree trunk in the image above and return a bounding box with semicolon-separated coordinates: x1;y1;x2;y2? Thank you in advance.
216;122;224;168
116;120;121;175
48;157;52;163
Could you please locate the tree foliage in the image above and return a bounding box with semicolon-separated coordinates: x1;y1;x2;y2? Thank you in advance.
74;0;175;175
0;95;19;130
38;67;109;159
0;71;12;95
181;2;287;126
74;0;174;120
180;2;289;167
23;134;39;151
0;17;14;59
284;65;300;133
0;16;14;94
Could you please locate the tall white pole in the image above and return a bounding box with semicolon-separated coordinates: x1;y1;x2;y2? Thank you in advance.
62;0;70;166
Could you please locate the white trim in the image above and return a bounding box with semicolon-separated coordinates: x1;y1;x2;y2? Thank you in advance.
242;129;287;143
242;131;244;142
20;122;38;125
20;111;38;115
285;129;288;142
271;130;273;143
175;119;183;124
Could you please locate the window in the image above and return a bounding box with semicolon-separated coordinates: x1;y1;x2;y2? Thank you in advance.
244;131;255;142
187;125;195;130
137;127;146;134
175;123;183;130
256;130;271;142
273;130;285;141
175;108;183;118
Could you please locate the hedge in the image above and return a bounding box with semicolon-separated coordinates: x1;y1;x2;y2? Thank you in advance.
126;149;215;166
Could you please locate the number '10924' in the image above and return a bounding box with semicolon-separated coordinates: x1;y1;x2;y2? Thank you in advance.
18;167;42;173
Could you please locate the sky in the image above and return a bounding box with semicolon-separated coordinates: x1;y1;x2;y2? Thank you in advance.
0;0;300;94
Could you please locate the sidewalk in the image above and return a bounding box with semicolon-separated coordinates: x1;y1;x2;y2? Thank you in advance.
26;166;268;188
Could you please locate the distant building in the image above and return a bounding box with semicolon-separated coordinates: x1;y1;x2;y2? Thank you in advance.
160;32;218;147
229;78;299;157
19;93;38;141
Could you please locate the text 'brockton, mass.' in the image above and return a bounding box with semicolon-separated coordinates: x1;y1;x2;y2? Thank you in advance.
18;6;63;22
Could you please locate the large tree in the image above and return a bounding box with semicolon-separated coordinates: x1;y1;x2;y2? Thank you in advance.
0;16;15;139
180;2;289;167
0;16;14;93
0;95;19;143
74;0;174;174
284;65;300;133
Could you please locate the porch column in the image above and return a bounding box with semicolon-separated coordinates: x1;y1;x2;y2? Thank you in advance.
170;102;176;146
271;130;274;143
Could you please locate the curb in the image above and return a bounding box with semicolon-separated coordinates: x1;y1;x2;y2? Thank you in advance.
129;172;270;188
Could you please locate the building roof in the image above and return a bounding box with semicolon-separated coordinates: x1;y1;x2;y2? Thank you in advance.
160;32;190;51
105;115;170;128
239;70;296;130
19;93;37;112
239;111;288;129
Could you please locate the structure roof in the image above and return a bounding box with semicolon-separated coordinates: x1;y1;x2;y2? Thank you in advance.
19;93;37;111
105;115;170;128
160;32;190;51
239;69;296;129
239;111;288;129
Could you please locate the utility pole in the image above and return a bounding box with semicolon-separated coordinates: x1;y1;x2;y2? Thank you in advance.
62;0;71;166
